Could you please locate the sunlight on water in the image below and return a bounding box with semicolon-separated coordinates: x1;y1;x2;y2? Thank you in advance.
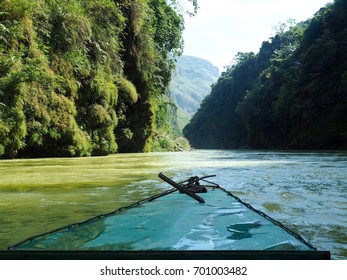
0;150;346;259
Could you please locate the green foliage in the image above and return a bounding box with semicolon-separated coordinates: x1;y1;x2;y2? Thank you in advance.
150;91;181;151
114;0;185;153
168;0;199;17
185;0;347;150
0;0;186;158
175;136;191;150
118;77;138;104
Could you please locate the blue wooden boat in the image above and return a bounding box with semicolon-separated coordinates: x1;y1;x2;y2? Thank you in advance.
4;173;330;259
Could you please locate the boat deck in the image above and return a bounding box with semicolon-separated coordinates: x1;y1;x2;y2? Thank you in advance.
5;184;330;259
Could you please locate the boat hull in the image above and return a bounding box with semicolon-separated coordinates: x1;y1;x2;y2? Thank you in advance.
6;179;330;259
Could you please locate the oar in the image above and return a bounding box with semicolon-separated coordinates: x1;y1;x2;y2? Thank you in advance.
158;173;205;204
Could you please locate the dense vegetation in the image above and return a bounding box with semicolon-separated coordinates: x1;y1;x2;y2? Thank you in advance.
168;55;219;130
0;0;197;158
185;0;347;150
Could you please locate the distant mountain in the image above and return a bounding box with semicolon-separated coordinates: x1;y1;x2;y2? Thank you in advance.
168;56;219;130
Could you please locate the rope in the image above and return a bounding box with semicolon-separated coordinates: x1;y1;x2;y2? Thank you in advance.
218;186;317;251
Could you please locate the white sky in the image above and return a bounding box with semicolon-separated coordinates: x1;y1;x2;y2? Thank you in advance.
183;0;333;71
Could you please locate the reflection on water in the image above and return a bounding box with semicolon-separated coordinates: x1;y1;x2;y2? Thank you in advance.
227;222;262;240
0;150;346;258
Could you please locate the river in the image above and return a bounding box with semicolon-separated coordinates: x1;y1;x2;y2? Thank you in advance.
0;150;346;259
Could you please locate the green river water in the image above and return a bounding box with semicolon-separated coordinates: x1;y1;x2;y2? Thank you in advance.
0;150;346;259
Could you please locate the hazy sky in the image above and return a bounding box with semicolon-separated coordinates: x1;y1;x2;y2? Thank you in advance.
183;0;332;71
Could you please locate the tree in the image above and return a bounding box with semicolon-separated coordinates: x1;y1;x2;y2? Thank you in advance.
185;0;347;150
0;0;192;158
